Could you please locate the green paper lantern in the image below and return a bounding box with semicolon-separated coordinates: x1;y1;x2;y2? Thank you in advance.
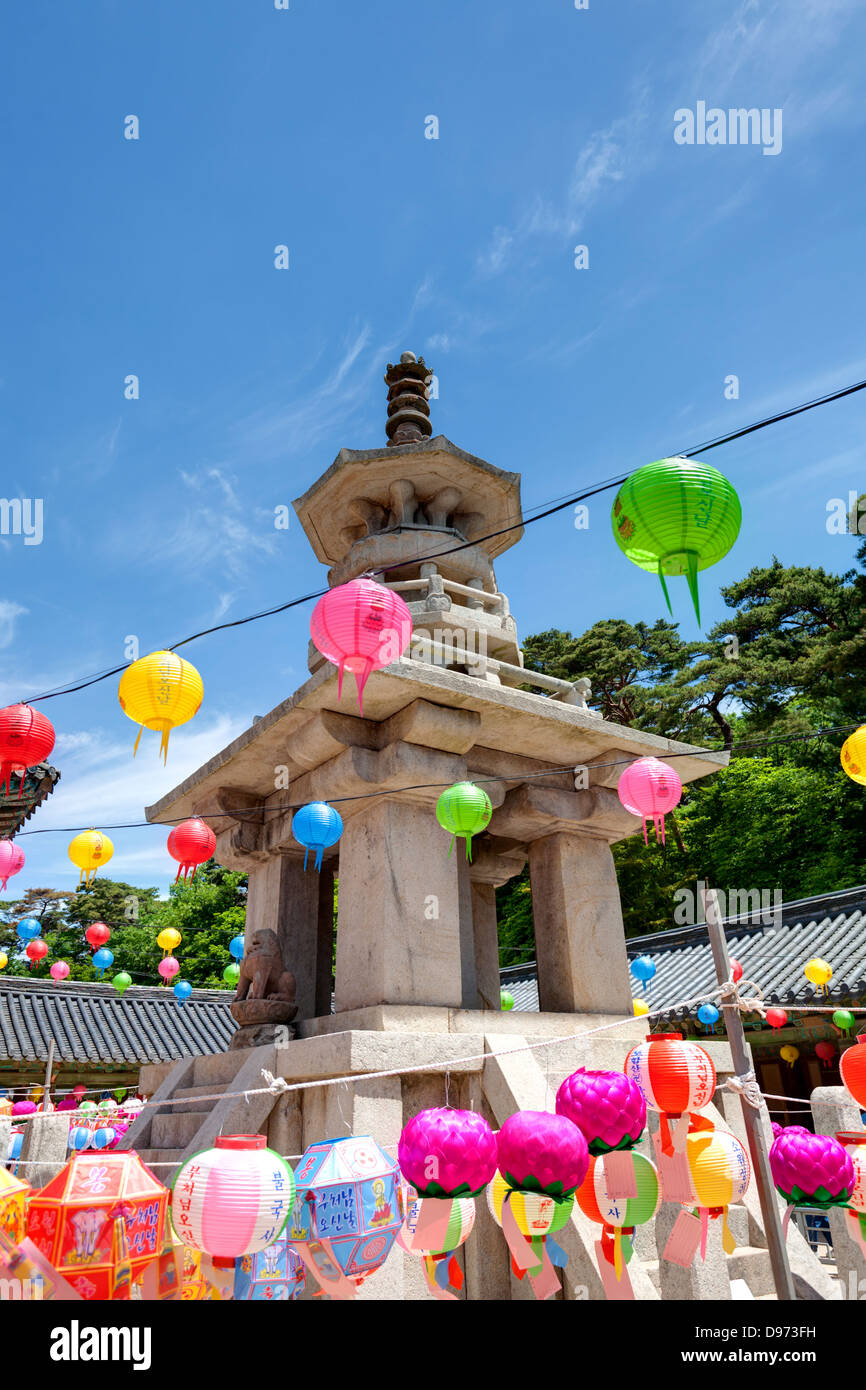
223;962;240;986
500;989;515;1011
112;971;132;997
833;1009;856;1036
435;782;492;861
611;456;742;623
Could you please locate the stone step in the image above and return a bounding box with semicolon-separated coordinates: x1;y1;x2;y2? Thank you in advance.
643;1244;774;1297
172;1083;228;1100
152;1110;210;1150
192;1053;246;1087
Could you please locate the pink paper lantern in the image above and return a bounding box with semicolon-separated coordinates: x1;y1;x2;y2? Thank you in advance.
171;1134;295;1258
50;961;71;984
0;839;25;891
158;956;180;983
496;1111;589;1198
11;1100;37;1116
398;1108;498;1198
310;578;412;713
555;1067;647;1155
616;757;682;845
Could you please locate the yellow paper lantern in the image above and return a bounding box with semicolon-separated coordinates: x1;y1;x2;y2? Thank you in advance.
68;829;115;887
633;999;649;1017
686;1128;750;1255
0;951;7;970
157;928;182;956
780;1044;800;1067
118;650;203;763
841;726;866;786
804;957;833;995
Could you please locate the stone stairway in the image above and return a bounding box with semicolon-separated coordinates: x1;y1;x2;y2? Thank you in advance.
125;1044;281;1184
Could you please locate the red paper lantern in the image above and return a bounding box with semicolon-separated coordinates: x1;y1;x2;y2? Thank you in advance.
0;703;55;796
816;1041;837;1069
766;1008;788;1034
840;1036;866;1109
85;922;111;952
25;939;49;970
624;1033;716;1152
166;817;217;881
730;959;743;982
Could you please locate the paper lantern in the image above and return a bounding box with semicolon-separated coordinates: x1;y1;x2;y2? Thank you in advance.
804;957;833;995
398;1108;497;1198
234;1233;306;1301
68;830;114;887
840;1035;866;1109
630;955;656;987
686;1128;751;1257
766;1007;788;1033
310;577;412;712
730;958;743;982
229;934;245;960
840;726;866;785
85;921;111;952
290;1136;401;1298
780;1045;800;1068
291;802;343;871
112;972;133;997
624;1033;716;1152
633;999;649;1017
173;980;192;1005
98;1099;118;1118
497;1111;588;1199
157;928;182;956
158;956;180;983
617;758;682;845
27;1150;169;1300
50;961;70;984
167;817;216;881
223;963;240;986
500;989;515;1011
0;1168;31;1244
118;650;203;763
0;840;24;891
11;1100;37;1116
398;1185;476;1299
837;1133;866;1252
171;1135;294;1259
611;456;742;622
0;703;55;796
92;1127;116;1150
92;948;114;979
486;1173;573;1298
576;1150;660;1281
816;1041;836;1069
697;1003;721;1034
25;939;48;970
769;1127;854;1219
435;782;492;861
555;1068;647;1156
68;1126;91;1151
833;1010;856;1036
0;952;7;971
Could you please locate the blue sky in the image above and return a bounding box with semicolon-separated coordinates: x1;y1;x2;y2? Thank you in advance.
3;0;866;896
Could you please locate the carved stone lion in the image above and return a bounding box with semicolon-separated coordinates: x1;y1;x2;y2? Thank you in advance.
233;928;297;1017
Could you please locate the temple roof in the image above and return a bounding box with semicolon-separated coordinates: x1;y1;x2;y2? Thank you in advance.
0;762;60;842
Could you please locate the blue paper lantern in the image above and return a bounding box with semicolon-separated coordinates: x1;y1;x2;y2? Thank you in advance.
92;948;114;978
229;934;245;960
291;802;343;872
17;918;41;943
630;956;656;988
7;1131;23;1162
173;979;193;1005
91;1126;116;1150
697;1003;720;1035
233;1234;306;1301
289;1136;401;1291
68;1126;92;1151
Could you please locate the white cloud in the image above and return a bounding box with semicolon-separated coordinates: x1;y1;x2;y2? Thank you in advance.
0;600;27;650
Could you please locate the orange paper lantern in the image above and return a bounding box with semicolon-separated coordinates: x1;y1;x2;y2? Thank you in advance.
840;1036;866;1110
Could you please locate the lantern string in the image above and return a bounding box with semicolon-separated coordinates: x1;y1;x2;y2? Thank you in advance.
722;1071;763;1110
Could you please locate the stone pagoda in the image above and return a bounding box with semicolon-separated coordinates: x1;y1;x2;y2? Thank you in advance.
131;355;834;1299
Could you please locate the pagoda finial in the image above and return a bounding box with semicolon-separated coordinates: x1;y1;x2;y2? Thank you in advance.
384;351;433;447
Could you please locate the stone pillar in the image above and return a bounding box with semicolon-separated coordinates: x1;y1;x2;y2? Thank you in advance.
315;864;336;1018
245;854;329;1021
334;798;472;1011
470;881;500;1011
528;832;632;1013
19;1113;69;1187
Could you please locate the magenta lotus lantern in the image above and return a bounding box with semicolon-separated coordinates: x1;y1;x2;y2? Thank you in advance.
0;840;25;891
769;1126;854;1233
555;1068;647;1155
397;1108;497;1198
496;1111;589;1200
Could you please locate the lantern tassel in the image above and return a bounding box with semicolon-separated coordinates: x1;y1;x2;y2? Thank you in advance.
721;1208;736;1255
684;551;701;625
133;725;144;758
699;1206;709;1260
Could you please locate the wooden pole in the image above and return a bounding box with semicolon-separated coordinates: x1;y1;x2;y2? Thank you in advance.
42;1039;55;1113
701;887;796;1302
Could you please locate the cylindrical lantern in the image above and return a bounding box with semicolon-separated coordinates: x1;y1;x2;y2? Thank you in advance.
17;918;41;942
68;831;114;887
780;1044;800;1068
398;1108;498;1198
173;980;192;1005
611;456;742;622
171;1135;295;1258
500;989;515;1011
112;971;132;997
0;840;25;891
815;1041;836;1069
624;1033;716;1152
833;1010;856;1036
118;650;204;763
686;1127;751;1257
167;817;216;881
0;703;55;796
576;1150;660;1280
840;726;866;785
840;1035;866;1109
435;782;492;861
85;921;111;952
310;578;412;713
158;956;180;984
555;1068;647;1156
630;955;656;987
398;1185;476;1299
617;758;682;845
766;1007;788;1033
50;961;70;984
92;948;114;978
837;1132;866;1252
25;939;48;970
633;998;649;1017
157;928;182;956
769;1126;854;1215
486;1173;573;1297
804;957;833;995
697;1003;721;1034
291;802;343;872
223;962;240;986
